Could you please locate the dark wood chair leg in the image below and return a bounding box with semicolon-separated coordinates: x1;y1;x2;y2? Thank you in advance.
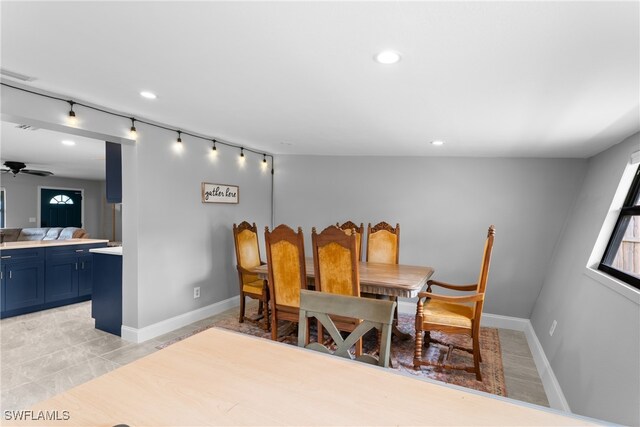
270;308;278;341
238;294;245;323
262;297;270;331
258;300;263;316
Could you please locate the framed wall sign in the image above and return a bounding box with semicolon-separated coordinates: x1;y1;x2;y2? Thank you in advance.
201;183;239;204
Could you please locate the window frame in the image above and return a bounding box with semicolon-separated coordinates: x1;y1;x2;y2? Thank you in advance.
599;166;640;290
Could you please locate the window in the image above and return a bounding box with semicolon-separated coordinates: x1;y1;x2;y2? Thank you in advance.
49;194;74;205
600;165;640;290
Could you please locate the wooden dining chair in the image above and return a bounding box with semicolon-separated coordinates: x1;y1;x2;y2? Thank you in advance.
232;221;269;330
264;224;309;342
413;225;496;381
336;221;364;261
298;289;396;367
311;225;363;356
366;222;400;265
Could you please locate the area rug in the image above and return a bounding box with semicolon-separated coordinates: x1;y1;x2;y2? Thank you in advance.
158;309;507;397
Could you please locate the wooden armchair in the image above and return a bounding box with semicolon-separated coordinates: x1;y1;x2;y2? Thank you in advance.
413;225;496;381
336;221;364;261
366;222;400;265
232;222;269;330
311;225;362;356
298;289;396;367
264;224;309;342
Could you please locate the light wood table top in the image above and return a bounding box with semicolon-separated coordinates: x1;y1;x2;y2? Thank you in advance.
252;257;434;298
10;327;596;426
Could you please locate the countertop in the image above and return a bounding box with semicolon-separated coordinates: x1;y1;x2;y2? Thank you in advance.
0;239;109;250
89;246;122;256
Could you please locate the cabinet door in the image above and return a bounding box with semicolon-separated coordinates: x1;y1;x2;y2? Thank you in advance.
1;266;5;312
45;254;79;303
4;260;45;311
78;253;93;297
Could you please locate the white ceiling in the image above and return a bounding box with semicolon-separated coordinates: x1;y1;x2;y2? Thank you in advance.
0;121;105;180
1;1;638;158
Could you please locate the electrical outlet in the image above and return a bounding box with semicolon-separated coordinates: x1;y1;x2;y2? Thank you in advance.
29;217;36;223
193;287;200;299
549;320;557;336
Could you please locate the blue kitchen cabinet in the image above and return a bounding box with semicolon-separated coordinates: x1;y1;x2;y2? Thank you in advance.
1;248;45;312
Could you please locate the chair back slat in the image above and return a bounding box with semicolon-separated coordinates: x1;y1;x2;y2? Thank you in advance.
264;225;307;309
312;226;359;297
474;225;496;321
233;222;262;284
337;221;364;261
298;289;396;367
366;222;400;264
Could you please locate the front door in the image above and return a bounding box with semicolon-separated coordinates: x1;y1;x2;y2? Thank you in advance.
40;188;82;228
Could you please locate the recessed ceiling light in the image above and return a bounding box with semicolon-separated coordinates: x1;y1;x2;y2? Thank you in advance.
375;51;401;65
61;140;76;146
140;91;157;99
431;140;445;146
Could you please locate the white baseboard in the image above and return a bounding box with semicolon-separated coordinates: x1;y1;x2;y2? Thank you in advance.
523;321;571;412
397;299;570;412
121;295;240;343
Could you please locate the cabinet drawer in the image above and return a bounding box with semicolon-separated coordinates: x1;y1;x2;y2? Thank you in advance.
0;248;45;263
46;244;106;259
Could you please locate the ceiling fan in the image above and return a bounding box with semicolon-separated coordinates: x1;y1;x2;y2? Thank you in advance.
1;161;54;177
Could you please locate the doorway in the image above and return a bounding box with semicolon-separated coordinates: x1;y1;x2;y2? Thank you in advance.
39;187;83;228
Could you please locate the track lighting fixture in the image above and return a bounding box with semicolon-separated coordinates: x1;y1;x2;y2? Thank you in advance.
129;118;137;139
2;82;275;173
67;101;77;125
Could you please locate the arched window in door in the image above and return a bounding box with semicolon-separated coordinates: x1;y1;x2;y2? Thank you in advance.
49;194;74;205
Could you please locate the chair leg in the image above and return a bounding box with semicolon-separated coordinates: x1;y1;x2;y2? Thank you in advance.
238;294;245;323
355;338;363;357
413;328;423;369
317;319;323;345
424;331;431;348
258;300;263;316
270;310;278;341
473;334;482;381
262;299;270;331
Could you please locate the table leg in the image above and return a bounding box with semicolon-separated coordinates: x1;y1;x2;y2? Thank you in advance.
378;295;412;341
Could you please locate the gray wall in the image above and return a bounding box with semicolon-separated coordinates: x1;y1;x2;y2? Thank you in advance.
0;173;105;239
531;132;640;426
274;155;587;318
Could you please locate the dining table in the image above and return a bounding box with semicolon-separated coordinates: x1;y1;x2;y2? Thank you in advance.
6;327;598;426
252;257;434;298
252;257;434;339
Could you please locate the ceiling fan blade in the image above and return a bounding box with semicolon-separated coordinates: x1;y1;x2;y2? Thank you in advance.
22;169;54;176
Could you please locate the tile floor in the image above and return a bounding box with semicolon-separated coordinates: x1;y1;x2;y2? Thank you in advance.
0;301;548;412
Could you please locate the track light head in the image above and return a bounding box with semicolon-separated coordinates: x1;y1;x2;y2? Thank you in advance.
240;148;244;158
212;139;217;151
177;131;182;144
263;154;267;163
66;101;78;125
